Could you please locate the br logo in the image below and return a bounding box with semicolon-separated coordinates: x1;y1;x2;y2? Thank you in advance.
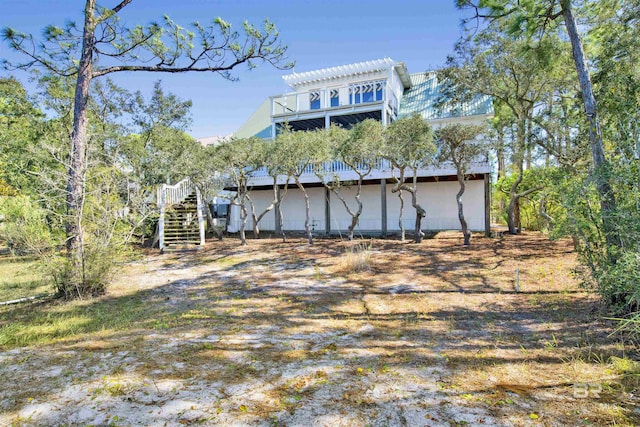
573;382;602;398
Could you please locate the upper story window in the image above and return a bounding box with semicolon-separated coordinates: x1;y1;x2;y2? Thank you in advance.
330;89;339;107
349;80;385;105
310;90;321;109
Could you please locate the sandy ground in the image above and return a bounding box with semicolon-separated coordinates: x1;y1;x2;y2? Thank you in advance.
0;232;638;426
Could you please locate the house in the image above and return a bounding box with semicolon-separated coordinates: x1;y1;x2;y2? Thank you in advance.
156;58;492;249
224;58;493;237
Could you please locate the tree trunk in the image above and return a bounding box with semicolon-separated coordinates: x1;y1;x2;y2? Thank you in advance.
539;196;554;232
278;182;289;243
247;195;260;239
561;0;621;251
412;193;426;243
410;172;426;243
331;180;364;242
507;118;526;234
65;0;96;297
238;197;247;246
248;178;278;239
295;177;313;245
456;170;470;246
496;126;505;179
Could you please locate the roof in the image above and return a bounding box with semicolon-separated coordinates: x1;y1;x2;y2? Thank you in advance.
283;58;411;89
197;135;231;146
233;98;272;139
399;72;493;120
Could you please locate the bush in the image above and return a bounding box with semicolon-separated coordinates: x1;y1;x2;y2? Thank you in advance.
0;196;55;255
47;240;132;299
593;250;640;312
338;241;372;273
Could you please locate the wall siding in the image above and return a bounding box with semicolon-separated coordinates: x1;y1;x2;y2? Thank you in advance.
230;179;486;233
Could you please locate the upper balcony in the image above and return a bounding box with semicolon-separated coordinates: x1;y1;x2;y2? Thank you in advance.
270;79;400;127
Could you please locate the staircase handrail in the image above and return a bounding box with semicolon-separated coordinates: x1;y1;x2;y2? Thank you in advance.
157;177;195;208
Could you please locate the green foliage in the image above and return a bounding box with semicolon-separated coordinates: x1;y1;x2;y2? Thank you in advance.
436;123;486;168
0;77;47;196
0;196;55;255
594;251;640;312
384;114;436;170
47;242;129;299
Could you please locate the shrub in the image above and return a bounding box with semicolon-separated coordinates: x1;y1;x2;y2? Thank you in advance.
593;250;640;312
0;195;55;255
338;241;372;274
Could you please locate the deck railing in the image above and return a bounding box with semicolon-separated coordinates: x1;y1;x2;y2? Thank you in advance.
157;177;205;250
247;158;488;180
271;80;388;116
157;178;195;208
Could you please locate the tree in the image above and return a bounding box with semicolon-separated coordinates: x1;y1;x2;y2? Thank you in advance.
2;1;291;297
439;25;566;234
384;114;436;243
246;138;279;239
0;77;46;195
456;0;621;252
437;123;486;246
215;137;263;246
267;132;295;243
276;128;322;245
313;121;384;241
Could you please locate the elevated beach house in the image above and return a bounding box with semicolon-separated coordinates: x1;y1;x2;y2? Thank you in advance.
157;58;492;248
227;58;492;236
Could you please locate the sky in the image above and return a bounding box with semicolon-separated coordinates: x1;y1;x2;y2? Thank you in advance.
0;0;470;139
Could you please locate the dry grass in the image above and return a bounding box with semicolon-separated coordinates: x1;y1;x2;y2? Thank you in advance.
0;232;639;426
337;241;373;274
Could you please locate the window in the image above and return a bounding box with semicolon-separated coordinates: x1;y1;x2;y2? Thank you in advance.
330;89;339;107
310;90;320;110
349;81;385;105
209;203;229;219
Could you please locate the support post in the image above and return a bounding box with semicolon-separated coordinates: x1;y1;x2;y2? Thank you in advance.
159;184;166;251
196;186;205;247
325;186;331;236
381;178;387;237
484;173;491;237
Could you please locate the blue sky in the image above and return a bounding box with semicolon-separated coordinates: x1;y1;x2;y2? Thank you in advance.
0;0;468;138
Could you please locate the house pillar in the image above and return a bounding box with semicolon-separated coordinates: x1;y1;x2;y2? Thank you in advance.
484;174;491;237
325;114;330;130
381;178;387;237
325;187;331;235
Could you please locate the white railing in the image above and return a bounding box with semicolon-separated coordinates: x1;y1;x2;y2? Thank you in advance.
271;80;387;116
250;159;388;179
157;178;195;208
157;177;205;250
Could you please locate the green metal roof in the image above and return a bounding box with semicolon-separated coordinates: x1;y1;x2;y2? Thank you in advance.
399;72;493;120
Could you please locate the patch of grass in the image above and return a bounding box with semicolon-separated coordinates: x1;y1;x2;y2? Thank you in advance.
0;251;50;302
337;241;372;274
0;293;165;349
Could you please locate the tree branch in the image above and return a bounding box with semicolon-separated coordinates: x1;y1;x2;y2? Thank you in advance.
112;0;133;13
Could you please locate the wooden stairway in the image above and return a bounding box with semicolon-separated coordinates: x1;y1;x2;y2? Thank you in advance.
157;179;205;251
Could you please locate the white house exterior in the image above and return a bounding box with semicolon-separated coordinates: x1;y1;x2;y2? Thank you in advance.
225;58;493;237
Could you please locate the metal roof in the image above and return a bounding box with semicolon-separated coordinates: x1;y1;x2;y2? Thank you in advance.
399;72;493;120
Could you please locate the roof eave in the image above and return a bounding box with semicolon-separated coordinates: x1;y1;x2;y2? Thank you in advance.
394;62;412;89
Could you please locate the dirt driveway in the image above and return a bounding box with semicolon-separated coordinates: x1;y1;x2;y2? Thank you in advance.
1;232;638;426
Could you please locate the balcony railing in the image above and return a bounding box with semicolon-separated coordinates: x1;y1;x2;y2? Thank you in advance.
249;157;488;180
251;159;387;178
271;80;396;117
